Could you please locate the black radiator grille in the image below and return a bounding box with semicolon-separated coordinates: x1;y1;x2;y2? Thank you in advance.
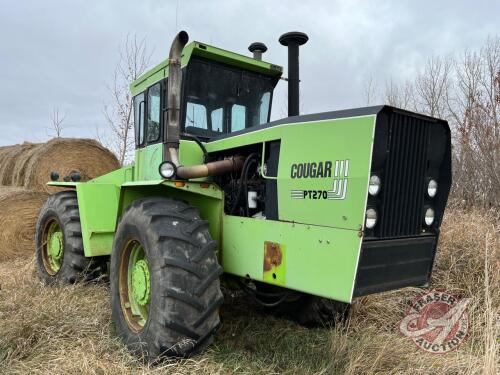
378;113;431;238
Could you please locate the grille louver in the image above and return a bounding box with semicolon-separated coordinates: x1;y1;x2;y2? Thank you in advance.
378;113;431;238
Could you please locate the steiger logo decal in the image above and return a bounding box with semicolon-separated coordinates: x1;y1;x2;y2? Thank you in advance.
290;160;349;200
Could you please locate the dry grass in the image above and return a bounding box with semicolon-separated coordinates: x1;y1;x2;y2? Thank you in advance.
0;208;498;374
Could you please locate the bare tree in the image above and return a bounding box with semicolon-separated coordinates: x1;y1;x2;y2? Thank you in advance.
103;35;152;165
363;75;378;106
384;79;415;110
414;55;453;118
449;37;500;207
48;107;66;138
378;36;500;208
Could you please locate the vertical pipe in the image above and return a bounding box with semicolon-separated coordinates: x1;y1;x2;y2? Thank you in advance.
279;32;309;117
164;31;189;164
287;42;300;116
248;42;268;61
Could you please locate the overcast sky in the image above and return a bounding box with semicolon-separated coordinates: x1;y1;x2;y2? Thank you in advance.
0;0;498;146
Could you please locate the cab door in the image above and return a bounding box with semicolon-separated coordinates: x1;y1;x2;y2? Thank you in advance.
134;82;163;181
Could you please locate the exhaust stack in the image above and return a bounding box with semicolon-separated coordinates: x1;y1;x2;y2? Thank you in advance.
163;31;245;180
248;42;267;60
164;31;189;165
279;31;308;117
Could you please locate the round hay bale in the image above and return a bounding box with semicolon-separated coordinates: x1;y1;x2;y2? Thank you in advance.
0;145;18;172
0;187;48;261
22;138;120;193
12;143;44;187
0;142;38;185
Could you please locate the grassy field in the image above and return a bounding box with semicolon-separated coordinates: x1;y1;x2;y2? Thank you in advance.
0;208;497;374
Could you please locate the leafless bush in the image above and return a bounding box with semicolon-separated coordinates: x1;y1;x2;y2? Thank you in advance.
449;37;500;208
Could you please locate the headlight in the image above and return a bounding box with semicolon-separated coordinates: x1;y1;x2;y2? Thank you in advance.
368;175;381;196
365;208;378;229
427;179;438;198
424;207;435;226
159;161;176;179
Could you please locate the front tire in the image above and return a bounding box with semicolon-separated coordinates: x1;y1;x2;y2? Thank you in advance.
35;190;104;284
110;197;223;360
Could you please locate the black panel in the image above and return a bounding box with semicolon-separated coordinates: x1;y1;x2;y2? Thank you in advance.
353;236;437;297
265;141;280;220
379;113;430;237
370;108;451;239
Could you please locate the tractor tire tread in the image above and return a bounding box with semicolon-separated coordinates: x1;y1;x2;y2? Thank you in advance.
110;197;222;360
194;265;223;296
35;190;105;284
164;288;205;311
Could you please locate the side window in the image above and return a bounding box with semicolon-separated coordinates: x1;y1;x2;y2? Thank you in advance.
231;104;246;132
147;83;161;143
211;108;223;132
259;92;271;124
186;102;208;129
134;93;145;146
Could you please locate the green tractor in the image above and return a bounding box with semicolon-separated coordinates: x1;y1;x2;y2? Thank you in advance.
35;31;451;359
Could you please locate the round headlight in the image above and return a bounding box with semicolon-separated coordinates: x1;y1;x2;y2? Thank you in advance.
424;207;435;226
427;179;438;198
365;208;378;229
159;161;176;179
368;175;381;196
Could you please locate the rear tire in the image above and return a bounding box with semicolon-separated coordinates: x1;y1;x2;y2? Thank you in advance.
35;190;105;284
110;197;223;361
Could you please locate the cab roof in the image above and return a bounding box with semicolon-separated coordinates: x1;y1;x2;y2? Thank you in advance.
130;41;283;96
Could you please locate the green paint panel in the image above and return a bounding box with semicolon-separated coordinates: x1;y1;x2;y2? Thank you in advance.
221;215;362;303
134;143;163;181
77;183;120;257
179;140;205;167
134;141;206;182
277;116;375;229
207;115;376;231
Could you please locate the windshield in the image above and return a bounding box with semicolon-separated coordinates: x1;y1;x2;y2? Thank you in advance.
183;58;276;136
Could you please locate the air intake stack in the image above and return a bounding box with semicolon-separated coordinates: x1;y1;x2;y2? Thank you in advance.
279;31;309;117
248;42;268;61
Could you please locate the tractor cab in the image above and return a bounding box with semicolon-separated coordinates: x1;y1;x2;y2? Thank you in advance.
130;41;282;146
183;56;279;137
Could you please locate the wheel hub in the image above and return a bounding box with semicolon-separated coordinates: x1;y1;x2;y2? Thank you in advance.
44;220;64;274
131;259;150;306
48;231;63;260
